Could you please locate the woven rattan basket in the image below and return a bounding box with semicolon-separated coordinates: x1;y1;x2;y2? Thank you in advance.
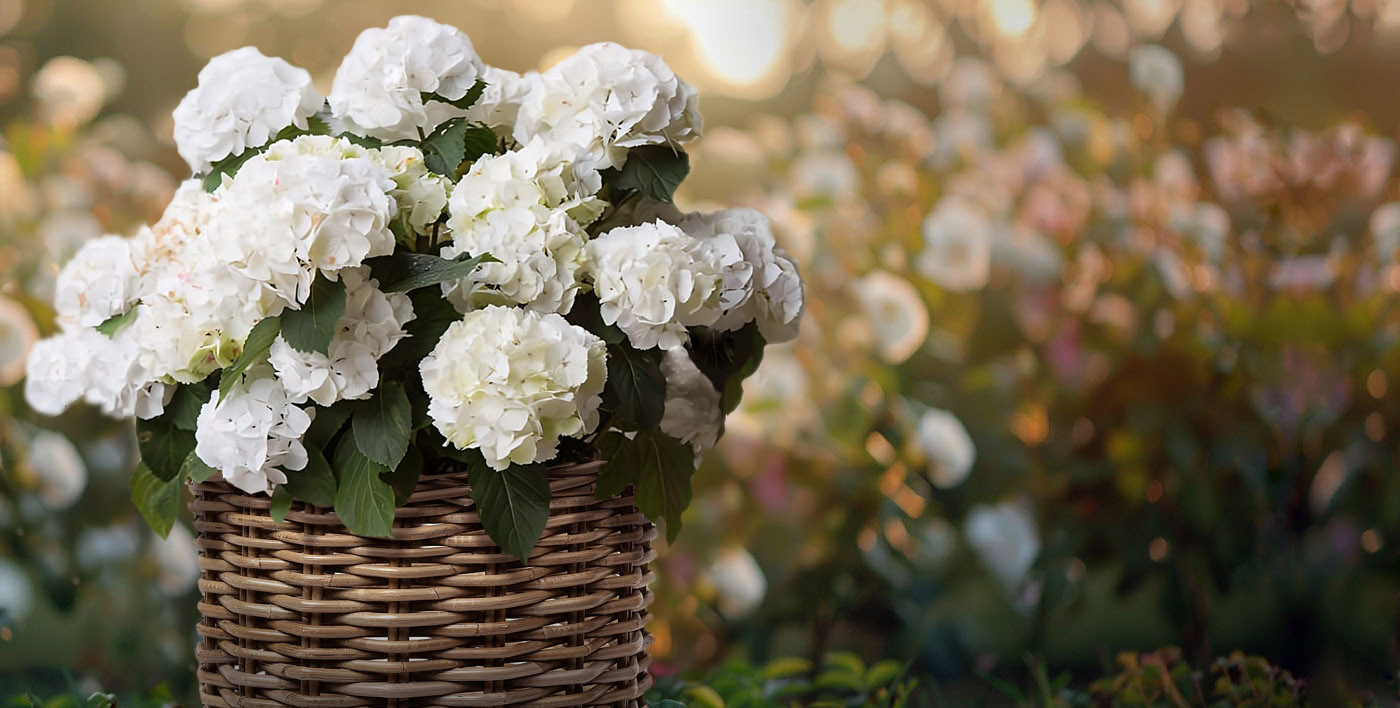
189;460;657;708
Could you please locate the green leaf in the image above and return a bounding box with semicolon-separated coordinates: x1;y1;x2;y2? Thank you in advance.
201;147;260;193
628;430;695;542
269;486;293;524
605;342;666;430
565;292;625;344
686;323;766;413
763;657;813;680
167;382;212;432
338;132;383;149
422;79;488;111
608;145;690;204
368;251;497;293
683;686;725;708
130;463;182;538
180;449;217;483
304;404;351;449
332;436;395;538
866;660;906;689
283;445;335;507
218;315;281;402
418;118;498;177
469;459;551;561
352;382;413;468
95;308;137;337
381;289;461;366
382;444;422;507
594;430;639;500
281;275;347;355
273;115;330;143
135;414;196;482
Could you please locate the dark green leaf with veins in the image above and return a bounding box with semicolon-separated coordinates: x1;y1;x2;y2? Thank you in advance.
606;145;690;204
131;463;183;539
284;445;335;508
218;315;281;403
467;456;552;561
352;382;413;468
332;436;395;538
604;342;666;430
136;413;196;482
281;275;347;356
368;251;496;293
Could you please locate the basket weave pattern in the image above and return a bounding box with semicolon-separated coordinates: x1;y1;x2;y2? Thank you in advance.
190;461;657;707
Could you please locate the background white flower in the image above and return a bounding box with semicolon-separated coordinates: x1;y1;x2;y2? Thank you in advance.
0;296;37;387
25;429;87;509
0;560;34;622
1129;44;1184;113
965;499;1042;590
269;268;414;406
585;221;725;350
193;366;312;494
151;525;200;597
706;547;767;618
172;46;322;174
420;306;606;470
915;407;975;488
853;270;928;365
918;196;992;292
659;347;722;457
441;138;603;314
680;208;803;342
329;15;485;142
515;42;701;169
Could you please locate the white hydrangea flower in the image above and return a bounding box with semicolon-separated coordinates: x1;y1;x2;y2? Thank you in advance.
854;271;928;365
269;268;415;406
172;46;322;174
372;145;452;235
328;15;485;142
194;365;312;495
152;524;200;596
53;235;140;330
26;429;86;510
464;66;531;138
23;327;169;419
130;182;266;383
515;42;701;169
420;306;606;470
441;138;604;314
918;196;992;292
680;208;804;343
207;136;397;308
23;332;90;416
659;347;722;457
585;221;725;350
915;407;975;488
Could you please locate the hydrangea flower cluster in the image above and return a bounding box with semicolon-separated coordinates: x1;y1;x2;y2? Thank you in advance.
23;15;802;557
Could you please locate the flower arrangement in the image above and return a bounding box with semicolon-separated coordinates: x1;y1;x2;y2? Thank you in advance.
23;15;803;559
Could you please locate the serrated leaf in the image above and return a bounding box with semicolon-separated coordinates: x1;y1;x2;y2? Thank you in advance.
273;115;330;143
368;251;497;293
422;79;488;111
281;276;346;355
284;445;335;507
181;449;217;483
218;315;281;402
469;459;551;561
609;145;690;204
629;430;695;542
382;444;422;507
332;436;395;538
95;308;137;337
605;342;666;430
167;382;212;432
135;414;195;482
457;125;500;171
352;382;413;468
130;463;182;538
304;404;351;449
421;117;472;176
338;132;382;149
594;430;639;500
201;148;260;193
269;486;293;524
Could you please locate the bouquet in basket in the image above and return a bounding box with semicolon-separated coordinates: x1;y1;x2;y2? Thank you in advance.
23;15;803;559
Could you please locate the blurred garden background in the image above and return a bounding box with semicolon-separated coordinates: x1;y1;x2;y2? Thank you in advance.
4;0;1400;704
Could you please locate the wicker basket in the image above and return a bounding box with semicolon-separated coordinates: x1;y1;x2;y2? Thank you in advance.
189;460;657;708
